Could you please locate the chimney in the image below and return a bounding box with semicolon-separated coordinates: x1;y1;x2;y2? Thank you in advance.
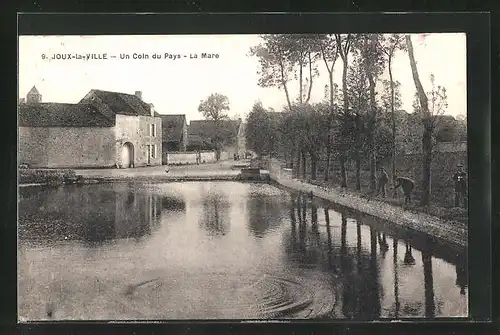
135;91;142;101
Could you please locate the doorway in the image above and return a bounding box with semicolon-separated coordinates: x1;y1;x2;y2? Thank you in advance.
121;142;134;168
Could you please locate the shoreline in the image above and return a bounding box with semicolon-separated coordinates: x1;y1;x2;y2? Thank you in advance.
269;174;467;249
18;165;467;249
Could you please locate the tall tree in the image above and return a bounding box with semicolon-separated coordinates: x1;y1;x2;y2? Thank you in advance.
249;34;295;110
284;35;321;104
316;34;340;181
197;93;230;161
406;34;431;205
353;33;386;192
335;33;355;187
406;35;448;205
250;34;318;176
345;56;370;191
304;103;330;180
381;34;406;196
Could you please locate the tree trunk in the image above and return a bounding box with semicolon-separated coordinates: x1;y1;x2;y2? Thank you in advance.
295;150;301;179
329;71;334;106
355;153;361;191
279;57;293;110
340;153;347;187
299;59;304;104
310;152;318;180
301;149;307;179
305;52;314;103
370;151;377;191
388;56;397;198
368;75;377;192
406;35;431;206
324;134;331;181
421;121;433;206
354;116;361;191
340;58;349;188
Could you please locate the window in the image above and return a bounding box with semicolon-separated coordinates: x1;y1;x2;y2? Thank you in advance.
149;124;156;137
150;144;157;159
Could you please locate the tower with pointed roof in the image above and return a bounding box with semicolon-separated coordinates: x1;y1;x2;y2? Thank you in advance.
26;86;41;104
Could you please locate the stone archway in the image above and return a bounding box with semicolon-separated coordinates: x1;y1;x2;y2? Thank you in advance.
121;142;134;168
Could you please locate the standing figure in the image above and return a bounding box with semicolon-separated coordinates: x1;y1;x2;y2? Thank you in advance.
196;150;201;165
377;167;389;198
453;164;467;208
393;176;415;205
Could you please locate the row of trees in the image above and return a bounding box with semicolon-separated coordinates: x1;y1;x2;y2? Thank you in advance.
246;34;452;206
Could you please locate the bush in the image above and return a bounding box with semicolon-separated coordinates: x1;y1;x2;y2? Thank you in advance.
19;169;76;185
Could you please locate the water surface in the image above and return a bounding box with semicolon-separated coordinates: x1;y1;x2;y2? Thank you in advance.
18;181;468;320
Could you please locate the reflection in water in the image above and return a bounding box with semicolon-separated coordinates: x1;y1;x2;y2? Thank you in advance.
161;196;186;212
422;250;435;317
18;182;468;320
456;252;468;295
393;238;400;318
284;192;467;319
200;193;230;236
324;208;334;271
290;195;297;249
404;243;416;266
247;194;283;238
18;184;163;244
378;233;389;258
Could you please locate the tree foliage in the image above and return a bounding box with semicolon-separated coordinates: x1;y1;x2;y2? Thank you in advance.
198;93;230;121
246;33;452;207
245;101;280;157
197;93;231;160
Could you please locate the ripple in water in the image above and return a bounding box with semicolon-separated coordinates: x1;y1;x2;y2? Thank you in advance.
125;272;335;319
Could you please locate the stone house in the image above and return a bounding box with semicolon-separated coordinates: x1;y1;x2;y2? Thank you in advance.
159;114;188;163
18;88;162;168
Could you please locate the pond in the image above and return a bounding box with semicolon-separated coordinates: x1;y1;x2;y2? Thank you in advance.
18;181;468;320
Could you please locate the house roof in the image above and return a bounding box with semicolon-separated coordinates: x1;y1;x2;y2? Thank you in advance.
188;119;241;141
81;89;153;117
27;86;40;96
18;103;114;127
160;114;186;142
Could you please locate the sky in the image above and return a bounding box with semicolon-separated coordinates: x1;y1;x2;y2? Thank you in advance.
18;33;466;122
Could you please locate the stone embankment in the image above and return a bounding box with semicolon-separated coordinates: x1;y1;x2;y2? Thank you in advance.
18;168;80;187
263;158;467;249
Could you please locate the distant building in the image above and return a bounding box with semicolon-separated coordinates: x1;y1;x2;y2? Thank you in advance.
26;86;42;104
19;88;162;168
160;115;188;151
159;114;188;164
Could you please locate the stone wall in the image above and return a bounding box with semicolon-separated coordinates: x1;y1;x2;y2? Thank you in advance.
165;151;216;165
19;126;116;168
19;127;50;167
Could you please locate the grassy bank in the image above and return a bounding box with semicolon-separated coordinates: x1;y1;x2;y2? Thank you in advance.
308;176;468;225
19;168;78;185
261;157;468;225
